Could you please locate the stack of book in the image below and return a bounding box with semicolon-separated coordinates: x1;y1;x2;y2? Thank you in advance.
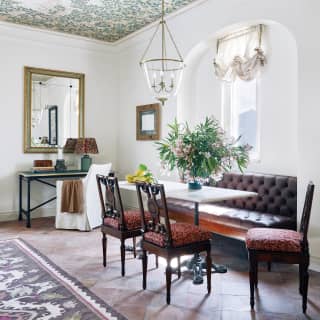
32;160;55;172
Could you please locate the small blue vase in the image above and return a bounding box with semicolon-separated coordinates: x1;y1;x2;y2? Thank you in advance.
188;181;202;190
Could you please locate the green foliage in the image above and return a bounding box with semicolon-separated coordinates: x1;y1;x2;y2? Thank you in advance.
156;116;251;180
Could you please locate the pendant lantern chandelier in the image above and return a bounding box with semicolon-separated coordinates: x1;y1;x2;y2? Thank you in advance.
140;0;185;105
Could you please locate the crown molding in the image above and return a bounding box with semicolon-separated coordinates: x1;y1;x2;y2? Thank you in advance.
0;21;116;54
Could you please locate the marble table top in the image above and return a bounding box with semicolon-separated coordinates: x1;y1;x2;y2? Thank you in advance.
118;180;257;204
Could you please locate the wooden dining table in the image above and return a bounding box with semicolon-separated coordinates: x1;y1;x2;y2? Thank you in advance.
119;180;257;284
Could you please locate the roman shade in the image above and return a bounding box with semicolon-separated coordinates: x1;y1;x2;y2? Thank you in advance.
214;24;266;82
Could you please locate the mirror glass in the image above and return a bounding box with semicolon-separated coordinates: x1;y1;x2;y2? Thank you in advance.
24;67;85;153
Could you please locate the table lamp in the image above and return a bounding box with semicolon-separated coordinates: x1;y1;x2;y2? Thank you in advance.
74;138;99;171
63;138;78;153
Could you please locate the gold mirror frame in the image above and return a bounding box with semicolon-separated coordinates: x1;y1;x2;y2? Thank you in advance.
24;66;85;153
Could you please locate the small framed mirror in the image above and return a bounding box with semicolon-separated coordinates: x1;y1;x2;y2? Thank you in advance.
24;66;85;153
136;103;160;140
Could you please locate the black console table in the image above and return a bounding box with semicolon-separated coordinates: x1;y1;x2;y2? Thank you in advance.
19;170;87;228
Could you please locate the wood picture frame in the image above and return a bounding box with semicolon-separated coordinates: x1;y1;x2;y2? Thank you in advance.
136;103;161;140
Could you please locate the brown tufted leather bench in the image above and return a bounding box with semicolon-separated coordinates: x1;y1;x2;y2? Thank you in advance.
166;173;297;240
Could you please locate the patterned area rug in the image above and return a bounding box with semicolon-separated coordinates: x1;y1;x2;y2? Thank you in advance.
0;238;127;320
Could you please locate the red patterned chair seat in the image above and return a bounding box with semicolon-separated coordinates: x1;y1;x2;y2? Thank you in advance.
144;223;212;248
104;211;151;230
246;228;302;253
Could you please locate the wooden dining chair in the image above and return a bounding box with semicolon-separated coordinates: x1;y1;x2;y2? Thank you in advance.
96;174;149;276
136;182;212;304
246;182;314;313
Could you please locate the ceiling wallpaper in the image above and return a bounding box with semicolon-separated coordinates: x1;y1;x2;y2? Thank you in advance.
0;0;197;42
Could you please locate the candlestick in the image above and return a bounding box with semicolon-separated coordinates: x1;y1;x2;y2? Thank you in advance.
57;147;63;160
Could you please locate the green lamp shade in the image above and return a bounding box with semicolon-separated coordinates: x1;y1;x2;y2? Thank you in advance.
81;155;92;172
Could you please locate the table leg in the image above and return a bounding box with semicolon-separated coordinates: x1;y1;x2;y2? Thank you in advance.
26;179;31;228
126;239;143;259
182;202;227;280
192;203;204;284
201;258;227;273
194;202;199;225
19;175;22;221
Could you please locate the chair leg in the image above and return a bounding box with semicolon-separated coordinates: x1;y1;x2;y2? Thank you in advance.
155;255;159;268
301;261;309;313
142;249;148;290
166;262;172;304
206;248;212;294
133;236;137;258
102;232;107;267
120;239;125;277
255;262;258;288
177;256;181;279
267;262;271;272
249;251;257;309
299;263;303;295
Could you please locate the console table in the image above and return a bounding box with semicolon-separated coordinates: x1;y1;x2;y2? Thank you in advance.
18;170;87;228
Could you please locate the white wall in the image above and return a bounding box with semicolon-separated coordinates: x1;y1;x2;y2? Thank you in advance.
115;0;320;266
179;22;298;176
0;23;118;220
1;0;320;269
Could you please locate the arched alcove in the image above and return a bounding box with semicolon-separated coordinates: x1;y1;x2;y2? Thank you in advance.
177;20;298;176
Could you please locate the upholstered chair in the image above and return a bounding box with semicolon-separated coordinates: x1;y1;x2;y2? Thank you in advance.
136;182;212;304
246;182;314;313
55;163;112;231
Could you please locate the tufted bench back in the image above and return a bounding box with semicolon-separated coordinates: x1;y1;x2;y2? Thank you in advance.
216;172;297;219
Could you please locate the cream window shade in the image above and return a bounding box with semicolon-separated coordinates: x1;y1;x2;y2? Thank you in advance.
214;24;266;82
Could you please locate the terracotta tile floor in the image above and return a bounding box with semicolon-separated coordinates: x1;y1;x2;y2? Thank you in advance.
1;217;320;320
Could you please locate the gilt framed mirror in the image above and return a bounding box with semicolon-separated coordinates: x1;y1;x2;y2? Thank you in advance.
24;66;85;153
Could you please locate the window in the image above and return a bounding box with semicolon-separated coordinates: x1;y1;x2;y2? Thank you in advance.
222;78;259;160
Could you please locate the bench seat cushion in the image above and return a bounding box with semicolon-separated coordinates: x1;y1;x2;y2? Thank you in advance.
166;198;296;230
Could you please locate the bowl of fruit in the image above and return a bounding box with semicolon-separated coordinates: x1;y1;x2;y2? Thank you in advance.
125;164;156;184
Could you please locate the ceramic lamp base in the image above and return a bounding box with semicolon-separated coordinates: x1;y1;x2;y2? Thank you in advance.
81;155;92;172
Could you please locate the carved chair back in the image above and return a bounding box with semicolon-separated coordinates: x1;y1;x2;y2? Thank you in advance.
299;182;314;248
136;182;173;247
96;173;126;230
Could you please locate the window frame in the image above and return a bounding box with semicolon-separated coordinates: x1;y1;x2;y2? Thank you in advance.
221;77;261;162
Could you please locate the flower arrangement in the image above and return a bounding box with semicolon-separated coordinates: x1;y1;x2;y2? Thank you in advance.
156;116;251;186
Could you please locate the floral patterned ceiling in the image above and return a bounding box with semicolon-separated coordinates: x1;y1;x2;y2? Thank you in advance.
0;0;197;42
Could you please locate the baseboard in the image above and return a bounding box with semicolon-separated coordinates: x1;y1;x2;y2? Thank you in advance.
310;256;320;272
0;208;56;222
0;211;18;222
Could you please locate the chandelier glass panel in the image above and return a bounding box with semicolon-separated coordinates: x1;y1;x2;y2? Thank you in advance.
140;0;185;105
